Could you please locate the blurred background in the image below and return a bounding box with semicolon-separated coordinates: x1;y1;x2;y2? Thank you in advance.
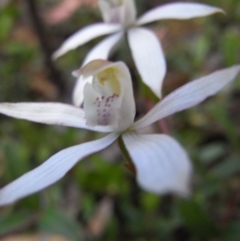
0;0;240;240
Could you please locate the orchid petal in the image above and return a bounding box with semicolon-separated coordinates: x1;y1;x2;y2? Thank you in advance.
0;103;114;132
74;59;115;77
73;76;92;107
72;32;123;107
79;60;135;131
82;32;123;66
127;27;166;98
122;133;192;196
133;65;240;130
137;2;224;25
52;23;121;59
0;133;118;206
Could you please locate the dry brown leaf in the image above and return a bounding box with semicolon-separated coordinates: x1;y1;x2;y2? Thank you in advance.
44;0;98;25
152;27;166;42
0;234;69;241
87;196;113;237
154;21;202;51
30;72;59;100
163;71;189;93
10;25;38;46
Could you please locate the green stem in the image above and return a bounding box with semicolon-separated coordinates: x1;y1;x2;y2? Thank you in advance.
117;135;136;174
117;135;132;163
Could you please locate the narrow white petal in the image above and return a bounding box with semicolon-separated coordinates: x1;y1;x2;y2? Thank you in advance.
137;2;224;25
0;102;114;132
82;32;123;66
0;133;118;206
72;32;123;107
127;27;166;98
133;65;240;130
122;133;192;196
52;23;121;59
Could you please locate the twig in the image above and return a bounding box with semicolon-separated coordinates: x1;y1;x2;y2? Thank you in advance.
25;0;65;94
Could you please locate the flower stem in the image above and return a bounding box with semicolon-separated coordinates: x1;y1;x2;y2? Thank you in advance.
117;135;136;174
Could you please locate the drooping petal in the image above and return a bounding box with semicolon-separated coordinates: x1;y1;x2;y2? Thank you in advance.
137;2;224;25
127;27;166;98
75;60;136;131
0;102;114;132
122;133;192;196
72;32;123;107
0;133;118;206
52;23;121;59
133;65;240;130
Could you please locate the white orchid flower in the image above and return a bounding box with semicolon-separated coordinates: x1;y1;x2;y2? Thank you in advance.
0;60;239;206
52;0;223;106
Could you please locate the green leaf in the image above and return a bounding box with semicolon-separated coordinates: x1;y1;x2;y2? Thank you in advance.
212;157;240;179
222;28;240;65
199;142;227;164
0;5;18;40
178;199;216;240
222;221;240;241
39;208;83;241
0;212;31;236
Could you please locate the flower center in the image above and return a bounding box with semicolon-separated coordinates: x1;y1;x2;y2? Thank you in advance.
96;68;121;96
93;94;119;125
83;67;122;127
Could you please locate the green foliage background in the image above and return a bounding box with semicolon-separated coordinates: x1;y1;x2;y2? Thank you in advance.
0;0;240;240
